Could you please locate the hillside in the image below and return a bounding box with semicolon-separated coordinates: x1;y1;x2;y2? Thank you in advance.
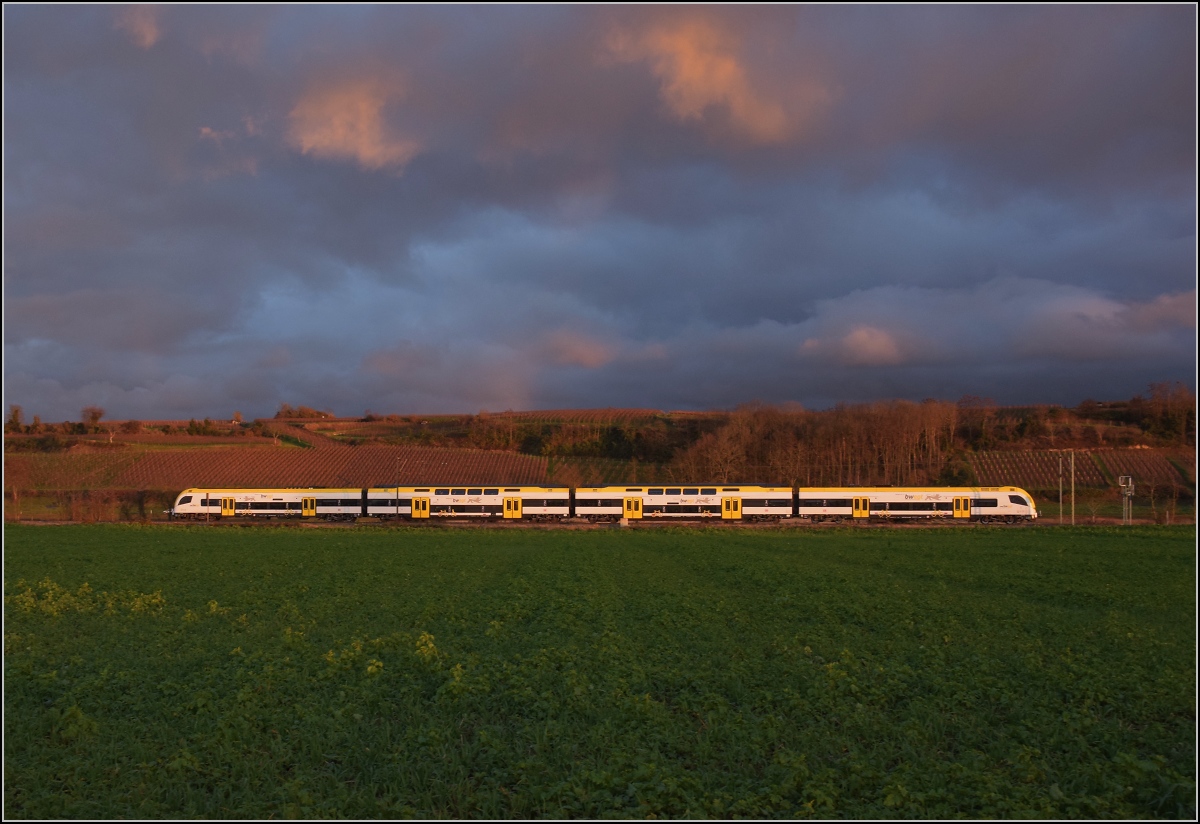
5;388;1194;521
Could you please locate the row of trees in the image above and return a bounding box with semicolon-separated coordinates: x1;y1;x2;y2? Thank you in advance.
4;406;287;450
7;383;1194;458
668;400;963;486
665;388;1195;487
6;406;114;439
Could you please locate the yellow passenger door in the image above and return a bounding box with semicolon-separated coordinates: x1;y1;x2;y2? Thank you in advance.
623;497;642;519
721;497;741;520
953;496;971;519
853;497;870;519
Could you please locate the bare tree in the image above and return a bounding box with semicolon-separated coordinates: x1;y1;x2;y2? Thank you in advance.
81;406;105;431
1167;478;1179;525
1145;481;1160;524
1081;488;1106;524
708;425;749;482
6;404;24;433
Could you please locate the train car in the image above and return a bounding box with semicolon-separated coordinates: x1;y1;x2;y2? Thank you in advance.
170;488;363;520
574;485;793;521
796;486;1037;523
727;486;794;521
171;484;1036;525
364;486;571;521
171;486;572;521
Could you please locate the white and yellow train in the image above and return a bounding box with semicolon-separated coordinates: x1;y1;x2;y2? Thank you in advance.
169;484;1037;523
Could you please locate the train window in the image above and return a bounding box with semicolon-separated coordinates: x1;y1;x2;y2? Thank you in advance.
683;488;698;495
666;488;681;495
649;489;663;495
505;488;520;492
235;502;248;510
723;488;740;492
937;502;952;511
701;488;717;495
435;489;449;495
974;499;999;508
625;488;643;492
451;489;465;495
414;488;429;492
484;489;498;495
178;496;193;505
467;488;482;496
1008;495;1028;506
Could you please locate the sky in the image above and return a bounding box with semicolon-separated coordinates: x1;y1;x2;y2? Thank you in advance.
4;4;1196;422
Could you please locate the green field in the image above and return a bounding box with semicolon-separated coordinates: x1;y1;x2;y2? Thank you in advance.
4;524;1195;818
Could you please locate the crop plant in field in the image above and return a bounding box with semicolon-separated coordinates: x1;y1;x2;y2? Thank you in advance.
4;524;1195;818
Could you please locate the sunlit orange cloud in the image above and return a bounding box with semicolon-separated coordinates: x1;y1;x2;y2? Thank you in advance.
800;325;907;367
114;5;161;49
1125;290;1196;331
198;126;233;145
541;329;616;369
288;79;421;172
362;342;534;410
607;17;819;143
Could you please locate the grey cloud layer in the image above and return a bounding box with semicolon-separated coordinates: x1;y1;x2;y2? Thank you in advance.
4;5;1195;420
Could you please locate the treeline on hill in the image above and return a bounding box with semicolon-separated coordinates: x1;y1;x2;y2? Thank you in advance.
676;384;1193;486
346;383;1193;460
3;408;303;452
664;395;1197;487
5;384;1194;485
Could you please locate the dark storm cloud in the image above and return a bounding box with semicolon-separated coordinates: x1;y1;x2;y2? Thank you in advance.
4;5;1194;421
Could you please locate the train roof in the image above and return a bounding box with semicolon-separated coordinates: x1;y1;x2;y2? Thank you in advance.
798;486;1032;494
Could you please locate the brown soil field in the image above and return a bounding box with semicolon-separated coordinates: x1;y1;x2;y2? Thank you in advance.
5;444;550;491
